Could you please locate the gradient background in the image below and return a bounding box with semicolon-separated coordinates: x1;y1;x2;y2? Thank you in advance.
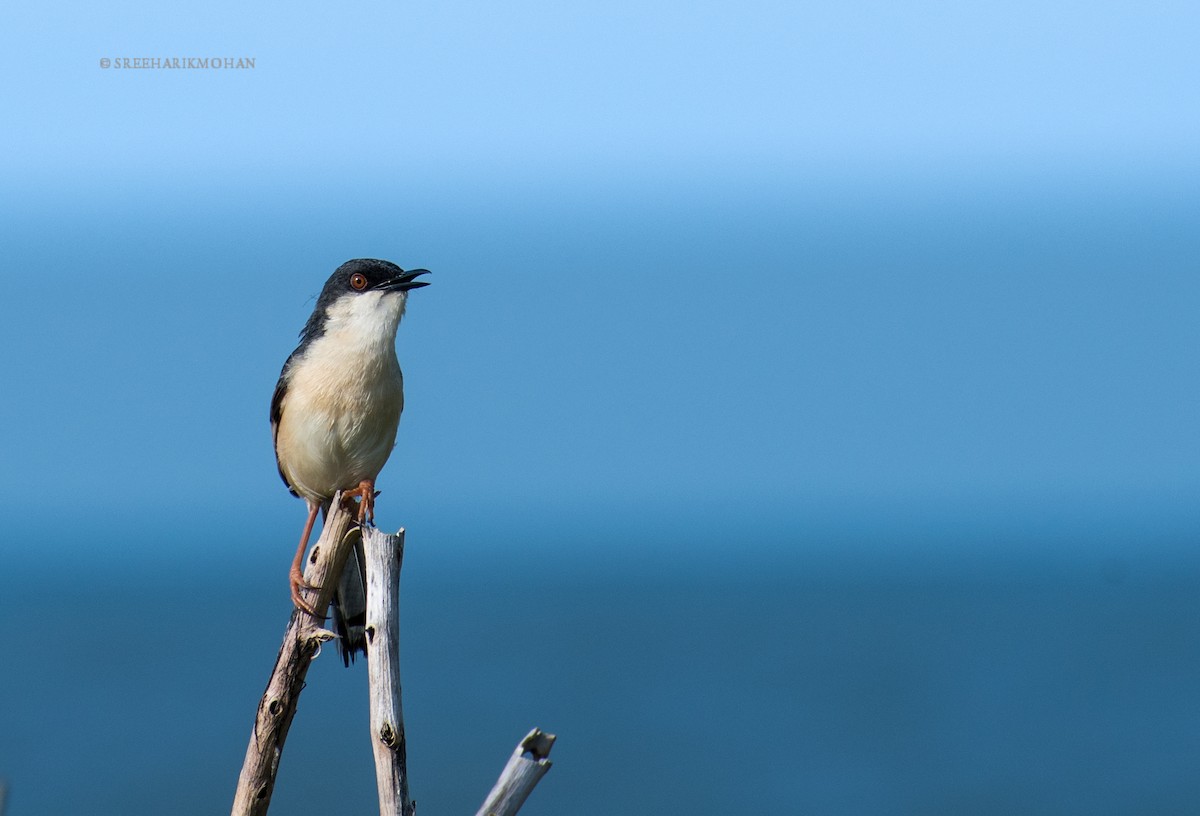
1;1;1198;814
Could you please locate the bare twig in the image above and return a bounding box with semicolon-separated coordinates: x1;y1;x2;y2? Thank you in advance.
231;495;359;816
475;729;557;816
363;526;413;816
232;500;557;816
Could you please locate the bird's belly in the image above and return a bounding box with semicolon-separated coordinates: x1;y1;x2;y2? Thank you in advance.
276;364;403;502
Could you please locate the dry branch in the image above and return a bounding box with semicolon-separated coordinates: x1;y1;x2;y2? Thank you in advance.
363;526;413;816
231;494;359;816
475;729;557;816
231;500;556;816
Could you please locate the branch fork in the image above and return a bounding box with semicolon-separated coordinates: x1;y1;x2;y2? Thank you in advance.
232;499;555;816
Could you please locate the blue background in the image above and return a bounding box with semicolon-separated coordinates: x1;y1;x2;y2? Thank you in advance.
1;1;1198;813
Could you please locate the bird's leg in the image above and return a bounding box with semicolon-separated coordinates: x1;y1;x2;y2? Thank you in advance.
289;501;324;618
358;479;376;524
340;479;378;525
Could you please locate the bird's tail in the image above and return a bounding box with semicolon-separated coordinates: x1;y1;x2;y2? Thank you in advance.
320;503;370;666
332;533;369;665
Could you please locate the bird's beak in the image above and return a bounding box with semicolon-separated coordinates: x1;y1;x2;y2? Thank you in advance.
380;268;431;292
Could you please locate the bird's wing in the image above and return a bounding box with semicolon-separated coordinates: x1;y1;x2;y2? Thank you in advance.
270;365;300;497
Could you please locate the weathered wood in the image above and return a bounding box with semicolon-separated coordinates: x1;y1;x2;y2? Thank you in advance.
474;729;556;816
231;495;360;816
232;502;557;816
363;526;413;816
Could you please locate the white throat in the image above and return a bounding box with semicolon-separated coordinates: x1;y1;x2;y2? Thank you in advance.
318;290;407;361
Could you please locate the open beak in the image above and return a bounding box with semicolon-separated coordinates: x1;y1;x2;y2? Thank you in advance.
381;268;431;291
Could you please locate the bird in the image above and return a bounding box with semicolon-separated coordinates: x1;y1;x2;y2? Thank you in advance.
270;258;429;664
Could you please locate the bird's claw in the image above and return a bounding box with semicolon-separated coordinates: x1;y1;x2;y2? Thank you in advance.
289;568;326;619
341;480;379;526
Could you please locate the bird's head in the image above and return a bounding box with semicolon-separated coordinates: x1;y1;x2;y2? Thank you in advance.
300;258;430;345
323;258;430;299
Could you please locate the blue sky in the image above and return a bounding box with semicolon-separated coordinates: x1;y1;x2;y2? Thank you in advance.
4;0;1199;183
1;1;1199;565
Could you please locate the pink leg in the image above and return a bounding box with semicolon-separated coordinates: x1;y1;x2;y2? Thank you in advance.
289;500;323;617
340;479;378;525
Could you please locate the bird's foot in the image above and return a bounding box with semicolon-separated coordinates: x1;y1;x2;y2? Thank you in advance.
289;567;325;619
341;480;379;526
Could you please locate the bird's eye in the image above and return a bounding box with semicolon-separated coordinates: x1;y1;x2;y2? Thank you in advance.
350;273;368;291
